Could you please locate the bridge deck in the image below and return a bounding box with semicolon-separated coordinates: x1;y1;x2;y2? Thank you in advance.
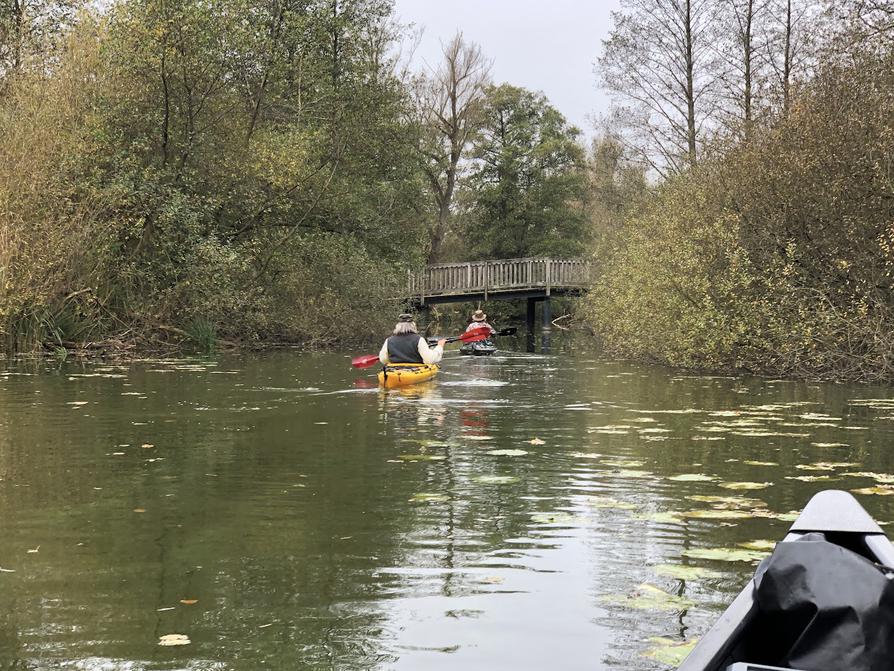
407;257;591;306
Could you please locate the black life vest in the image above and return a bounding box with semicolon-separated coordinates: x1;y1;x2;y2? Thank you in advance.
386;333;423;364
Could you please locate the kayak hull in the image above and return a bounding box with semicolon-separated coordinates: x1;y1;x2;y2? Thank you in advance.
460;340;497;356
377;363;439;388
678;489;894;670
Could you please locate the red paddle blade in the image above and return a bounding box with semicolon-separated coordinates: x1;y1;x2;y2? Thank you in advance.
459;326;492;342
351;354;380;369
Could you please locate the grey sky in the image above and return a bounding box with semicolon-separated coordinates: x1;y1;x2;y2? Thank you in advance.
392;0;623;138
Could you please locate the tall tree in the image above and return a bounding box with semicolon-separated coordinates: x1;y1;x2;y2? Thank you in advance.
0;0;81;86
414;32;490;263
716;0;772;136
764;0;822;115
598;0;719;175
465;84;588;259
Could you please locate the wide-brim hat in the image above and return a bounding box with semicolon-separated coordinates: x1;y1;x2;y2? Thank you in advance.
472;310;487;322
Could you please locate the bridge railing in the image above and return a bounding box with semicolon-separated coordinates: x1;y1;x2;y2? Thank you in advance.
408;257;591;300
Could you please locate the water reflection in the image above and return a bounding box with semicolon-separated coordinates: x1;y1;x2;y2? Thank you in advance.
0;352;894;669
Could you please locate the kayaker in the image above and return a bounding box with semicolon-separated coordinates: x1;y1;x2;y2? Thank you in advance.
379;314;446;365
466;309;496;335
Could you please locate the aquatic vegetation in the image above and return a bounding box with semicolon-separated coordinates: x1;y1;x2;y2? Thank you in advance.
642;637;699;665
473;475;519;484
682;547;768;562
600;583;694;611
669;473;716;482
409;493;450;502
718;481;773;490
652;564;723;581
681;509;752;520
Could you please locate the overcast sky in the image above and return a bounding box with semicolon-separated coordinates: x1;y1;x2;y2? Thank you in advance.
392;0;623;139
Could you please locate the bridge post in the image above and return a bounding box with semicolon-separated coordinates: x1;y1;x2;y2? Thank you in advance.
524;298;535;352
542;296;552;331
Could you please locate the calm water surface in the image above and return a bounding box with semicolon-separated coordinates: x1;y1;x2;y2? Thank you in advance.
2;348;894;670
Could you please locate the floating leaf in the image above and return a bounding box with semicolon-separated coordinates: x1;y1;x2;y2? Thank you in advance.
845;472;894;484
786;475;833;482
652;564;722;581
687;495;765;508
473;475;518;485
668;474;715;482
642;637;698;665
530;511;575;524
811;442;849;448
603;458;645;467
158;634;190;646
398;454;446;461
681;509;751;520
527;438;546;445
410;492;449;503
719;481;772;490
600;583;694;611
635;511;684;524
852;486;894;496
584;495;638;510
487;449;528;457
739;540;776;552
133;508;146;513
743;460;778;467
464;435;493;441
179;599;198;605
682;547;768;562
606;469;652;478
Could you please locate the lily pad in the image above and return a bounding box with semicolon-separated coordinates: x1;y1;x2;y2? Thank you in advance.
158;634;191;646
635;511;685;524
785;475;833;482
681;509;751;520
530;511;575;524
682;547;768;562
606;469;653;478
719;481;772;490
527;438;546;445
687;495;766;508
852;486;894;496
743;460;778;467
739;540;776;552
410;492;449;503
668;473;715;482
642;637;698;665
583;495;638;510
652;564;723;581
602;458;645;467
473;475;519;485
600;583;694;611
487;449;528;457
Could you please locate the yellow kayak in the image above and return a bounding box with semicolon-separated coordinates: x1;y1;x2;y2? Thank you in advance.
377;363;440;388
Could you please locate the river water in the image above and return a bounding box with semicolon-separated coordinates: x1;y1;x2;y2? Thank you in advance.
2;347;894;670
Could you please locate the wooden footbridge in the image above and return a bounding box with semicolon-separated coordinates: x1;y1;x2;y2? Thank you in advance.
407;257;592;331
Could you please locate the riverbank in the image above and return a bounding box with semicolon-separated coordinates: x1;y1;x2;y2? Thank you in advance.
583;46;894;385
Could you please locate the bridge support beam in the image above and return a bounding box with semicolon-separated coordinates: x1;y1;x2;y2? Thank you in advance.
542;297;552;331
526;298;536;353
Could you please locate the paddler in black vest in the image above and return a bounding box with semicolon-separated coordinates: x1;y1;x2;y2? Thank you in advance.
378;314;446;366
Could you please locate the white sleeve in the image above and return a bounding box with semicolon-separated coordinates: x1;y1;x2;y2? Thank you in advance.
417;338;443;364
378;340;390;365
